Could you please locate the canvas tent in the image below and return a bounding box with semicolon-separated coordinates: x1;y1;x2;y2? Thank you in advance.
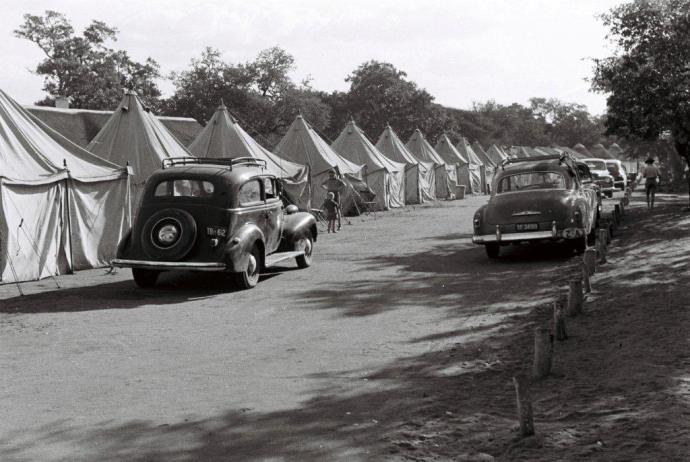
486;144;508;165
590;143;615;160
0;89;131;284
375;125;435;204
87;90;193;204
273;115;368;215
188;102;310;209
572;143;593;158
331;120;405;210
406;129;454;199
434;134;476;195
457;138;486;194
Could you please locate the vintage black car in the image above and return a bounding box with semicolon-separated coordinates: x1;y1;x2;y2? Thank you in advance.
473;154;599;258
112;157;317;289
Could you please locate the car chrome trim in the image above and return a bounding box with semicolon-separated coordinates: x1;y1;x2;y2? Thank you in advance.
511;210;542;216
473;230;556;243
112;259;227;271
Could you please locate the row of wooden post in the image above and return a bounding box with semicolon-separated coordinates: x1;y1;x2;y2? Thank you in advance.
513;185;635;437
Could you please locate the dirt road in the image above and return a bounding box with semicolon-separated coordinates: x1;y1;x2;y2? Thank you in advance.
3;191;672;461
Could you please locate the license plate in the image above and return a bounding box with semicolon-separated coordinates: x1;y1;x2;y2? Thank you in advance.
516;223;539;231
206;227;227;237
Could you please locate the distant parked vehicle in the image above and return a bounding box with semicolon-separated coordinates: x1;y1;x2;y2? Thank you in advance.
473;154;599;258
605;159;628;190
582;158;616;198
112;157;317;289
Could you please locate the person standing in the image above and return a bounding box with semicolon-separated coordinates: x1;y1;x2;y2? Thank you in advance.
322;192;340;233
321;170;346;230
640;157;661;209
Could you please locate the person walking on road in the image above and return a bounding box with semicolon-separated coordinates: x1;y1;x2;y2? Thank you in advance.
321;170;346;230
640;157;661;209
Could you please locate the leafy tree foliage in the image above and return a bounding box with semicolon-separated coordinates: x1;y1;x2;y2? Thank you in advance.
14;10;161;109
592;0;690;168
165;47;331;147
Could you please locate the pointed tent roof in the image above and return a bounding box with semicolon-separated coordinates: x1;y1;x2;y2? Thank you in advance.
471;141;496;167
375;125;425;166
590;143;615;159
273;115;363;177
87;90;192;181
456;137;484;166
608;143;624;157
331;120;406;173
572;143;593;157
0;88;127;185
486;144;508;164
435;134;468;165
406;129;445;165
188;102;307;180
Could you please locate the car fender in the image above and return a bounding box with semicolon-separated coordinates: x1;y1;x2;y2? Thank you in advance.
224;223;265;272
473;205;487;235
280;212;317;251
115;228;133;259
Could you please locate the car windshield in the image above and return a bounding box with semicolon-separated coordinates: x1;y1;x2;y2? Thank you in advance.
154;179;215;198
497;171;566;193
585;160;606;170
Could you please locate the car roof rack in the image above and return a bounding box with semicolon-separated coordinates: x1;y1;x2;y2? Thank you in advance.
500;153;572;170
162;157;267;170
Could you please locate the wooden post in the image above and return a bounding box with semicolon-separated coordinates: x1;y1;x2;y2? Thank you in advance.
581;260;592;293
597;229;608;264
553;300;568;341
533;327;554;378
567;279;583;316
614;205;622;224
513;375;535;437
619;200;625;216
584;248;597;275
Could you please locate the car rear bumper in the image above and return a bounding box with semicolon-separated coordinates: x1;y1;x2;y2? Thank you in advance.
111;259;228;272
473;227;585;244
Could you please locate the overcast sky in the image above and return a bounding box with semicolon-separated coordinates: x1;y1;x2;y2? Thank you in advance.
0;0;620;114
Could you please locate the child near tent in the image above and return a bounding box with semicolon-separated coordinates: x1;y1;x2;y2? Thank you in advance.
322;192;340;233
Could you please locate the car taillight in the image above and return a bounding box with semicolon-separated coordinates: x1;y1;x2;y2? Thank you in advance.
573;211;582;226
473;217;481;228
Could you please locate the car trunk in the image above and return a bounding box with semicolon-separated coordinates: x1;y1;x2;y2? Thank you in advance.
485;190;571;225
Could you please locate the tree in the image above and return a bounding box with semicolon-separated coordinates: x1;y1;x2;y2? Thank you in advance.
164;47;331;147
15;10;161;110
328;61;437;141
592;0;690;196
529;98;605;147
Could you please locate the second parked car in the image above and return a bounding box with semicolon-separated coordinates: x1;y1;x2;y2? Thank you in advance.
473;154;599;258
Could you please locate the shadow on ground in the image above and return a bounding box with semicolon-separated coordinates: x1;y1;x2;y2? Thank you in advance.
1;194;688;461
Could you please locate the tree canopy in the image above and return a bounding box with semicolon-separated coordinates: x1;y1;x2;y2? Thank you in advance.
14;10;161;110
592;0;690;163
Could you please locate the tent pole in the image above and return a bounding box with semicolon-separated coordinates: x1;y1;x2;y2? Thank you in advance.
63;160;74;274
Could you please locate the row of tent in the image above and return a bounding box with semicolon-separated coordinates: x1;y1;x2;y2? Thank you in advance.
0;85;629;284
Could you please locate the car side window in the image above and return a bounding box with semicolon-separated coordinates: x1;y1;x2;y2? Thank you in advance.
264;178;277;200
239;180;262;205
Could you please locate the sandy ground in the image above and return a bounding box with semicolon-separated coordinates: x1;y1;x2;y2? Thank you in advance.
0;191;688;461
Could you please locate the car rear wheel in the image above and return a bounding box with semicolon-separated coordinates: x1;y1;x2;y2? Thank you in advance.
571;235;587;255
485;243;500;259
233;244;261;290
132;268;159;288
295;235;313;268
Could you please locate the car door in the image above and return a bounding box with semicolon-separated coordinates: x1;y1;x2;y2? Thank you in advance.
262;177;283;254
575;165;598;231
238;178;265;244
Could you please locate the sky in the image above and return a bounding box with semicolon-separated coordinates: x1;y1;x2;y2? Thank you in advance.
0;0;621;114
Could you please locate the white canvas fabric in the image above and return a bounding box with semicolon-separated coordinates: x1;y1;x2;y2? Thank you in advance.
590;143;615;159
486;144;508;165
406;129;454;199
456;138;484;194
273;115;366;213
435;134;472;195
189;103;311;209
0;88;131;283
331;120;406;210
375;125;435;203
87;90;192;204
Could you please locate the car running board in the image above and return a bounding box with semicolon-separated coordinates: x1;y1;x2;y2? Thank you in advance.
264;251;304;268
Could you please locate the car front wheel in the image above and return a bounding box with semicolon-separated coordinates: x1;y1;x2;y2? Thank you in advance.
295;235;313;268
132;268;159;288
233;244;261;290
485;243;500;259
